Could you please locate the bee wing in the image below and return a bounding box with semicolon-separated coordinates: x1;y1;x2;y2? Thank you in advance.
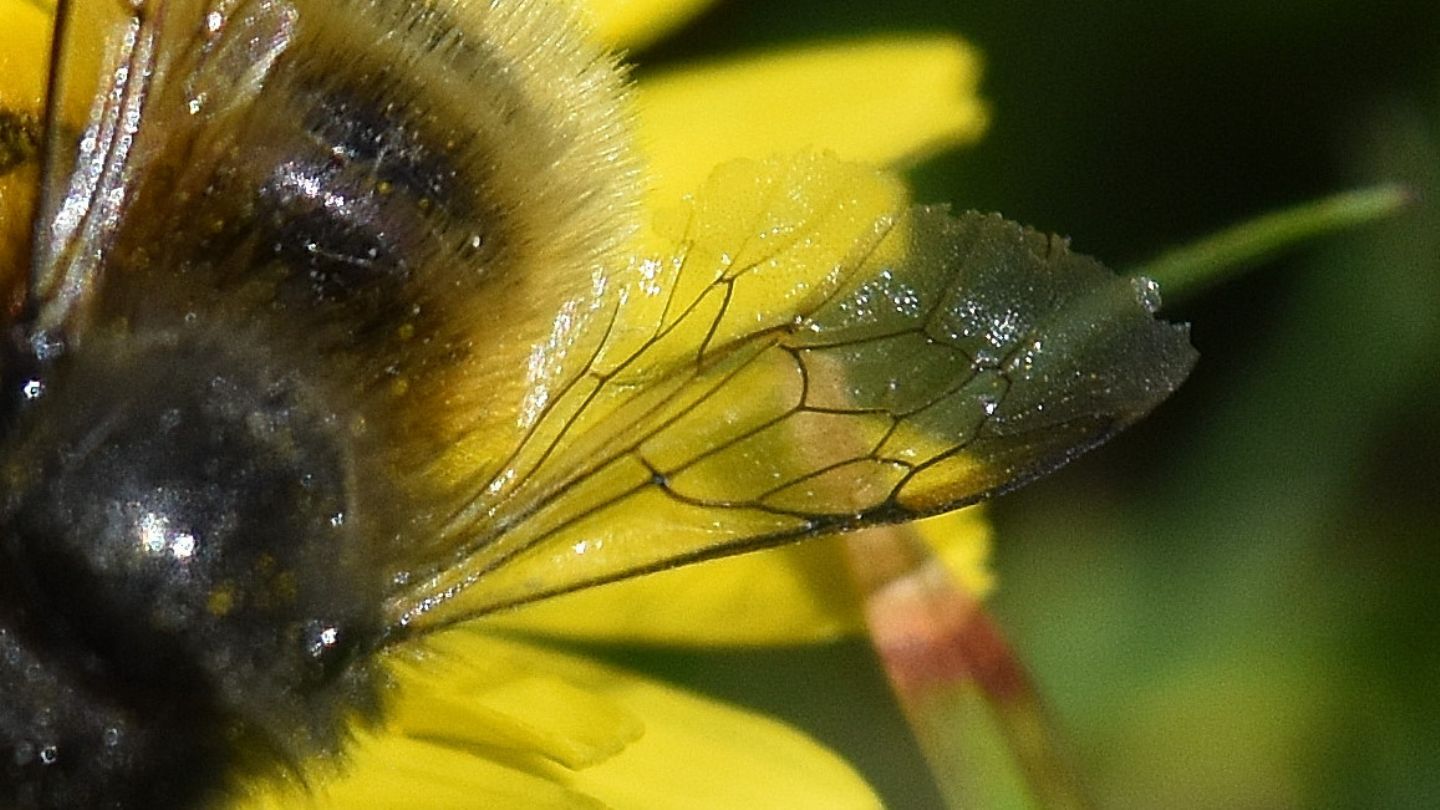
33;0;296;334
390;155;1197;632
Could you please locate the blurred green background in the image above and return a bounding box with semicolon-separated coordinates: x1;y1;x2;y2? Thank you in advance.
605;1;1440;807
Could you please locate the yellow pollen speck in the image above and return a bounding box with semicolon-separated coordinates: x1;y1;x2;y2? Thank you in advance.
207;583;237;616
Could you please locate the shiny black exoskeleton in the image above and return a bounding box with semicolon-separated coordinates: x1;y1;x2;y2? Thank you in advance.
0;332;385;809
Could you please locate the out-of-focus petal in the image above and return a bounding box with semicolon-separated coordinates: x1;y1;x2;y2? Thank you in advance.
0;0;52;305
492;509;992;646
636;37;987;205
490;536;863;645
0;0;50;109
581;0;718;51
912;506;996;600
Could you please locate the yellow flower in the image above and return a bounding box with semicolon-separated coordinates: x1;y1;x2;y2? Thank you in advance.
0;1;991;806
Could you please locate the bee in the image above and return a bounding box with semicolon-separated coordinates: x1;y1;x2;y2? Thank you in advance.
0;0;1196;807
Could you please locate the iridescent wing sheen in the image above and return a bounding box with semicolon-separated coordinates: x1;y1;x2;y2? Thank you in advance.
33;0;291;334
390;155;1197;633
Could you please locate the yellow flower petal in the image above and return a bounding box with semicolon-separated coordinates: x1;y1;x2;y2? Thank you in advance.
636;37;988;206
238;632;637;808
491;536;863;645
567;673;882;810
0;0;51;304
390;672;643;770
471;633;882;810
244;733;605;809
388;633;645;772
240;631;877;808
913;507;996;600
581;0;718;51
494;508;993;646
0;0;49;109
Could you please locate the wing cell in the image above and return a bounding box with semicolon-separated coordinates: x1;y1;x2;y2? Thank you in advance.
392;154;1197;630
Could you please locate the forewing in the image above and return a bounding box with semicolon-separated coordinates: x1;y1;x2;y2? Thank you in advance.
33;0;299;334
392;155;1197;631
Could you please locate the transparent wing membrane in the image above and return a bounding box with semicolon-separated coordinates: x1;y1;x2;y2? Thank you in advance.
392;155;1196;630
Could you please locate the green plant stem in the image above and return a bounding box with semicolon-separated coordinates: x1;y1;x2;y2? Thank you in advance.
1132;184;1412;305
